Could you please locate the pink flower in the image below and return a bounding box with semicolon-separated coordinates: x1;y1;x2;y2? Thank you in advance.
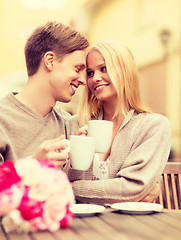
0;161;21;192
42;182;74;231
28;166;71;202
0;157;75;233
60;204;74;228
2;210;36;233
14;157;42;186
30;217;47;231
18;187;44;220
0;184;24;216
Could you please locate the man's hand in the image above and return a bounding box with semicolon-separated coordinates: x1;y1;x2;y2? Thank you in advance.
33;135;69;168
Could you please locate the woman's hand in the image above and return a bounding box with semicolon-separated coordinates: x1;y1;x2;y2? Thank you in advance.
76;126;88;136
32;135;69;168
140;183;160;203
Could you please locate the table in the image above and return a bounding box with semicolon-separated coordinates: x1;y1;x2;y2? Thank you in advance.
1;208;181;240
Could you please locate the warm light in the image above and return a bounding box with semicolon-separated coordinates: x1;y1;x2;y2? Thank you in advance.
21;0;66;10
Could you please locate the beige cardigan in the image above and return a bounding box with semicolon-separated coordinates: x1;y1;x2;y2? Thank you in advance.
65;110;171;204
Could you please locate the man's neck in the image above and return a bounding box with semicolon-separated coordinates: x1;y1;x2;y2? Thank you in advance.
16;77;56;117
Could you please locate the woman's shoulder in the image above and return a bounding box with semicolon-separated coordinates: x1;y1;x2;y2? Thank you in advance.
142;112;170;126
132;111;171;134
133;111;169;124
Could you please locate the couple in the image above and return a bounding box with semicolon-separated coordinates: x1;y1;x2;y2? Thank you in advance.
0;21;171;204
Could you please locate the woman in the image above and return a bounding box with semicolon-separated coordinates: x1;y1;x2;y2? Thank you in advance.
65;40;171;204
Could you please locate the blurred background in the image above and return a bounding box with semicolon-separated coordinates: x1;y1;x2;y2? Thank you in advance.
0;0;180;160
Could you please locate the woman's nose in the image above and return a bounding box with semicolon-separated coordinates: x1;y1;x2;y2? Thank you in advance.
92;71;102;82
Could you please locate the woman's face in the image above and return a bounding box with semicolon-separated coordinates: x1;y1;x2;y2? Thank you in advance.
86;49;117;103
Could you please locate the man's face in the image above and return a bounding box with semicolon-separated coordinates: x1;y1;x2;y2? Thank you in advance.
50;50;87;102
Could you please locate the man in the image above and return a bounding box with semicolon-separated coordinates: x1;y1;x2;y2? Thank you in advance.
0;21;89;167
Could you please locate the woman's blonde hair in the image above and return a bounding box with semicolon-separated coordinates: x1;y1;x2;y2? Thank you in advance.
78;40;149;125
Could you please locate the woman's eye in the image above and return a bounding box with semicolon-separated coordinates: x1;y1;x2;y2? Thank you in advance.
87;71;93;77
101;66;107;72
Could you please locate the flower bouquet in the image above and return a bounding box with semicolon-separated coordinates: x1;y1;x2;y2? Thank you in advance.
0;157;75;233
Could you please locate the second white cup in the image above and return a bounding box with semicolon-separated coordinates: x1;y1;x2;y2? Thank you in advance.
88;120;113;153
69;135;96;171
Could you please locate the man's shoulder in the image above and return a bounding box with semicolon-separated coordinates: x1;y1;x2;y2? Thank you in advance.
0;93;12;104
53;106;71;120
0;93;15;118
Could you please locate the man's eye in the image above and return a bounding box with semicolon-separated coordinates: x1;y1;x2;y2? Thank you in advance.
76;68;81;73
87;71;93;77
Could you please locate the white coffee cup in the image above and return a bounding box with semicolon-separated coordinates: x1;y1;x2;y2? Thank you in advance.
88;120;113;153
69;135;95;171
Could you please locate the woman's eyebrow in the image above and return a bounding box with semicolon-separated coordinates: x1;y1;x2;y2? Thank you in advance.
98;63;105;67
86;67;92;71
86;63;105;70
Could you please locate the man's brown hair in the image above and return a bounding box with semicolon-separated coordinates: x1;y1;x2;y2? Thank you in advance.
25;21;89;76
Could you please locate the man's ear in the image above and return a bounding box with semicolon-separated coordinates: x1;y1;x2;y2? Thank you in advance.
43;51;54;71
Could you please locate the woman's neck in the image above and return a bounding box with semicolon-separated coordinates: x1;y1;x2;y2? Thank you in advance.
102;101;117;121
103;102;125;124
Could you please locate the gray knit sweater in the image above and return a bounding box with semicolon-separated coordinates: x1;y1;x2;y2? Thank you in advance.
65;109;171;204
0;93;70;162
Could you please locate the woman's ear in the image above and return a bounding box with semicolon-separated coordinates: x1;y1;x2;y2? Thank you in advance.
43;51;54;71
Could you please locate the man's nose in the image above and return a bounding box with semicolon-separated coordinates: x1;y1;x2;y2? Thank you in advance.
77;73;86;85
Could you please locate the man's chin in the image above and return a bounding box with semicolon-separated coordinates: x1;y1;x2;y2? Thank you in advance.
60;98;72;103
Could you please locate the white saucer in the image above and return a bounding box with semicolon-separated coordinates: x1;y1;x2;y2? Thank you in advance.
111;202;163;215
70;204;105;217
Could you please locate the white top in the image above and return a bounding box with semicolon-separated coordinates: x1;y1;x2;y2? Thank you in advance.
92;153;110;180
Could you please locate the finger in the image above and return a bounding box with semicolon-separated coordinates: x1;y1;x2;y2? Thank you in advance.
139;193;151;202
140;197;149;202
42;139;69;152
77;130;88;136
59;139;70;151
46;151;69;161
80;126;88;132
76;126;88;136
